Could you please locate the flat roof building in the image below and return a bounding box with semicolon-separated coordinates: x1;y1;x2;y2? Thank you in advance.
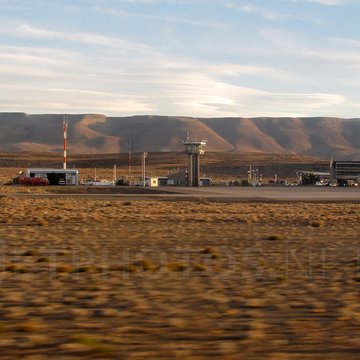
331;161;360;184
26;168;79;186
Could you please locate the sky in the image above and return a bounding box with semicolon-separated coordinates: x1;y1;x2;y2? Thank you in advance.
0;0;359;118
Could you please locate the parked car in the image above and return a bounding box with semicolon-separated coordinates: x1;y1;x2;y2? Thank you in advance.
315;181;329;187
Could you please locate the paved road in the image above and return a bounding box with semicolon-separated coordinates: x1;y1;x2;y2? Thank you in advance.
164;186;360;201
1;186;360;201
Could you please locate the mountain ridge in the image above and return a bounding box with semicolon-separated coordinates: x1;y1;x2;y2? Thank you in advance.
0;113;359;160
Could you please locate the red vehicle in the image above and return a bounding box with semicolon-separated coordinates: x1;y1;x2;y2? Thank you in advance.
18;177;49;186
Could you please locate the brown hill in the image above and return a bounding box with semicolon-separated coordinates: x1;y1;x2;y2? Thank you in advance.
0;113;359;159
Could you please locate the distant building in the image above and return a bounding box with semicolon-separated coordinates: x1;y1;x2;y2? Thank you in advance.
199;177;211;186
167;170;187;186
331;160;360;184
296;160;360;186
26;168;79;185
167;170;211;186
144;176;175;187
157;177;169;186
142;176;159;187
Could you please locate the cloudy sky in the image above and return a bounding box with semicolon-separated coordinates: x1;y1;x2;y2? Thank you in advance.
0;0;359;117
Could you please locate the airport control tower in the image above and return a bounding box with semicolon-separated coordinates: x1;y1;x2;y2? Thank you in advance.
182;139;207;187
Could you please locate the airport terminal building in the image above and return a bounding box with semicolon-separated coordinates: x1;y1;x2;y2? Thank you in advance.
296;160;360;186
331;161;360;185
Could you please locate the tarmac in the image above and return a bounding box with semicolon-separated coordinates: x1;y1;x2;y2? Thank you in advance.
164;185;360;201
2;186;360;202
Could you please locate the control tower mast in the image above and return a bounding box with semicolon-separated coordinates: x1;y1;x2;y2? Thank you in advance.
182;139;207;187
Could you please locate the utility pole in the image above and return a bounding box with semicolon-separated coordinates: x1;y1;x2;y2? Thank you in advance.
113;164;117;184
63;115;68;170
142;152;147;187
128;139;132;184
248;165;252;183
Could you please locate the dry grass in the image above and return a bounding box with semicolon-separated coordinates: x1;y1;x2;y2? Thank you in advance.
0;194;359;359
0;150;328;184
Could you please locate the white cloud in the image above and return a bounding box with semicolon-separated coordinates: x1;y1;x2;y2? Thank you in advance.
8;24;62;39
0;0;30;10
209;63;286;77
106;0;189;3
130;0;185;3
226;2;289;21
0;35;355;117
93;5;224;28
0;7;359;118
225;1;326;24
258;28;360;67
285;0;352;5
1;85;154;114
329;37;360;48
0;23;153;53
0;45;75;65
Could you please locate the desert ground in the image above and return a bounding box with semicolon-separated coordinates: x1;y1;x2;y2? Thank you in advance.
0;151;330;184
0;185;359;359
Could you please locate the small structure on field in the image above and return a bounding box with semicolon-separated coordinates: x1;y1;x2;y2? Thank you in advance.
167;170;211;186
145;176;158;187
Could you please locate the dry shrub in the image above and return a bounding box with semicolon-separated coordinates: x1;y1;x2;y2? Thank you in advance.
69;334;98;345
108;265;123;272
310;221;323;227
200;246;220;259
56;250;68;256
37;219;48;226
87;285;100;292
267;235;284;241
55;264;72;273
167;262;187;272
15;321;42;332
133;259;156;271
23;249;39;256
5;264;26;273
193;264;206;272
109;264;137;273
72;265;96;273
350;259;360;267
68;334;114;355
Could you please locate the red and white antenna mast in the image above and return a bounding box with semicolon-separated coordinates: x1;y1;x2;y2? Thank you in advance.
63;115;68;170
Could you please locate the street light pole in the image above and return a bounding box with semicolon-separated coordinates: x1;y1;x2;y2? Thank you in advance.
142;152;147;187
128;139;132;184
